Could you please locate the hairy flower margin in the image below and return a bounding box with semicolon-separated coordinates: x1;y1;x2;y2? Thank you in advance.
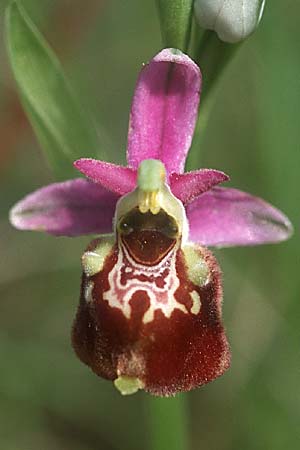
10;49;292;396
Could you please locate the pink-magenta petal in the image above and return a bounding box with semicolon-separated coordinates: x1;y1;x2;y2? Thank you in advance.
170;169;229;204
10;179;118;236
127;48;201;175
186;187;293;247
74;159;137;195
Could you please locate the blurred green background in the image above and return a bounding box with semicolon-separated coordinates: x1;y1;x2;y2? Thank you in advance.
1;1;299;449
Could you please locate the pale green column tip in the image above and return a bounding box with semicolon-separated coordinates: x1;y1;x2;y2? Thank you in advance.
137;159;166;192
114;376;144;396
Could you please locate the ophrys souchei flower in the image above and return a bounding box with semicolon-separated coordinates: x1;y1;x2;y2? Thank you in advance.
10;49;292;396
72;158;229;396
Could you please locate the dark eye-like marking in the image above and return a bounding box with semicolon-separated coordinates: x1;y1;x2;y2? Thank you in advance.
117;220;133;235
160;221;179;239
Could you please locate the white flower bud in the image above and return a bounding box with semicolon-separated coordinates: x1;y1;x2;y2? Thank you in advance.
194;0;265;43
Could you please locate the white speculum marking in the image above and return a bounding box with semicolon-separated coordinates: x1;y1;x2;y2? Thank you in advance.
102;244;189;324
83;243;204;321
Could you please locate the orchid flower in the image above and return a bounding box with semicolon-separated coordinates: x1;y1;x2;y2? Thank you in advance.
10;49;292;397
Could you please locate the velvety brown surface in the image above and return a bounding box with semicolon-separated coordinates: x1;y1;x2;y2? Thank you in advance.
72;239;230;396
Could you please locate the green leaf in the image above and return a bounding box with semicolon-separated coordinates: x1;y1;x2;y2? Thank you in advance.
156;0;194;52
5;1;106;180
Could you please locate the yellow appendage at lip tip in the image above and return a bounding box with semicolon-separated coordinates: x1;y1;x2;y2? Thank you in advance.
114;376;144;395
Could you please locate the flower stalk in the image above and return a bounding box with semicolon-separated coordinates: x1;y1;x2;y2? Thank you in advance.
148;395;188;450
156;0;194;51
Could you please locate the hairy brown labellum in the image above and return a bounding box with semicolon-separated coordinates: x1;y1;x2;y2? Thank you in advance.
72;239;230;396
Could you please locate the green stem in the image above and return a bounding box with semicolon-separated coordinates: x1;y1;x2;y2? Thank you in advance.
186;30;241;170
148;395;189;450
156;0;194;52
